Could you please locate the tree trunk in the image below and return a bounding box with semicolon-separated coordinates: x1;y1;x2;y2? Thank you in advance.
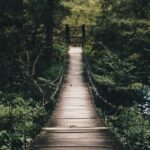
44;0;54;59
45;23;53;59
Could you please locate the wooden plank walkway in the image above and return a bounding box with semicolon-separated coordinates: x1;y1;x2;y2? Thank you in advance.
31;47;123;150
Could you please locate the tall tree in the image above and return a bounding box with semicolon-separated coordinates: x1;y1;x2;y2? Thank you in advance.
0;0;68;91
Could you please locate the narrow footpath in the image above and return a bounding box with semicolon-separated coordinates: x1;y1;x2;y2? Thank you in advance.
31;47;123;150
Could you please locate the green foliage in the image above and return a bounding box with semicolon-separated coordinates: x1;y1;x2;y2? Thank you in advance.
90;50;136;87
53;43;67;63
63;0;100;25
94;2;150;74
94;75;115;86
87;0;150;149
0;0;68;148
0;92;49;149
0;41;66;148
43;65;62;80
0;0;68;92
0;130;10;150
89;0;150;106
109;105;150;150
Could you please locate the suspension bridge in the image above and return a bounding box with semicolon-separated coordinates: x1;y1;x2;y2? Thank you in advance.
30;46;123;149
29;25;123;150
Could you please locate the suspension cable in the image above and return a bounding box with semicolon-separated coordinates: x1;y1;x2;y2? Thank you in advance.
84;53;118;110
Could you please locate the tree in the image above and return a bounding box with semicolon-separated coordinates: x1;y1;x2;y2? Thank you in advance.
63;0;101;25
0;0;68;91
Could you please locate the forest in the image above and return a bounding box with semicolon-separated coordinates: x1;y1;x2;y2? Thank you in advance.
0;0;150;149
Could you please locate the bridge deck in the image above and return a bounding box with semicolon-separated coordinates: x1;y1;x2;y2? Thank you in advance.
31;47;123;150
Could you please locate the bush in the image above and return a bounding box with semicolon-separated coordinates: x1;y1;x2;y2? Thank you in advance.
109;105;150;150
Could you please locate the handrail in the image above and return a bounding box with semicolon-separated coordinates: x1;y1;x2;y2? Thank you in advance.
0;51;66;118
0;58;66;120
25;53;67;116
51;54;67;84
84;53;118;110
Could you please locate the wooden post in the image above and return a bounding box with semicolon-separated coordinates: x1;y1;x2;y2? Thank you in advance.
82;24;85;47
65;24;70;45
